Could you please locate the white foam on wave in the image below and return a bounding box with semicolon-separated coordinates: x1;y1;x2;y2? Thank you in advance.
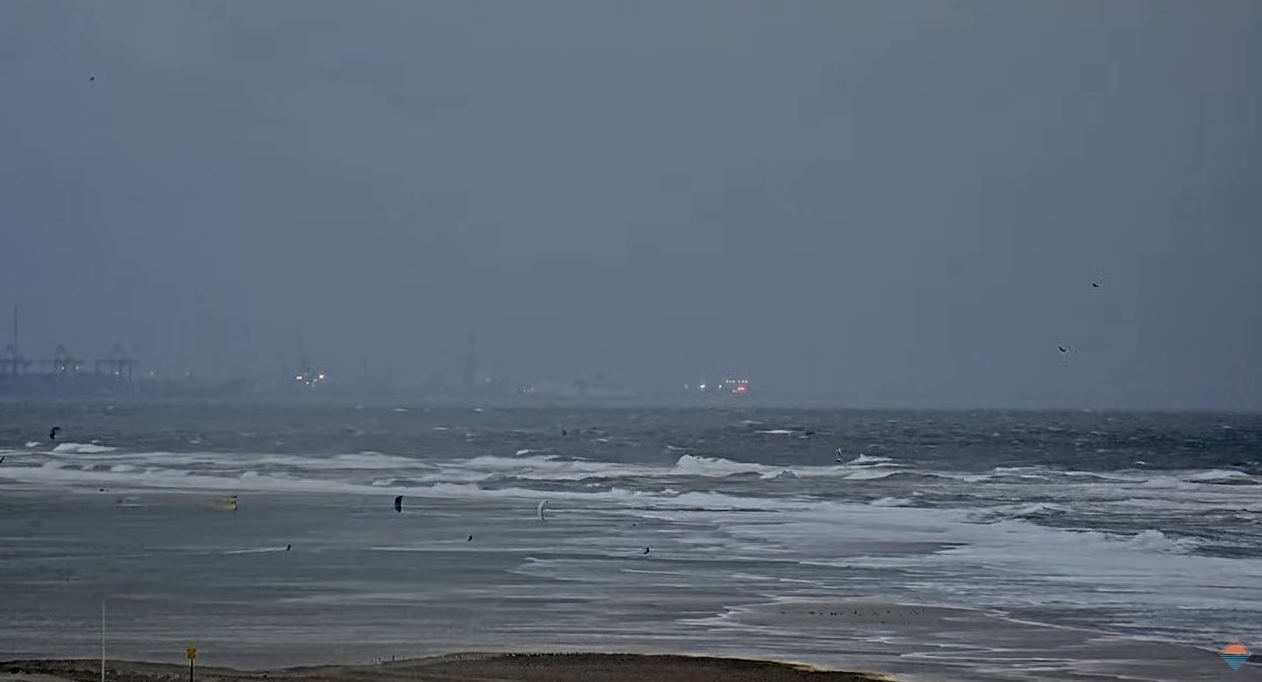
0;458;840;519
52;442;117;454
990;466;1052;480
757;429;796;435
982;466;1151;485
843;468;900;481
459;454;642;481
1125;529;1199;554
1185;469;1259;485
674;454;776;478
4;442;912;493
968;502;1070;522
25;441;40;448
720;500;1262;615
671;454;902;481
424;453;855;483
258;452;433;471
847;454;894;466
0;459;635;504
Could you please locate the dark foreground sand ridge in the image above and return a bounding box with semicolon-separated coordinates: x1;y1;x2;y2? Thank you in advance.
2;654;892;682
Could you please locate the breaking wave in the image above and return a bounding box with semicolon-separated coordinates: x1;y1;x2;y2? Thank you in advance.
51;442;117;454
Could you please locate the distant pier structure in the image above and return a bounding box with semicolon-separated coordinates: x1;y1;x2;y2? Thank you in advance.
0;344;31;376
1;307;32;376
0;307;140;386
47;344;83;374
94;343;138;380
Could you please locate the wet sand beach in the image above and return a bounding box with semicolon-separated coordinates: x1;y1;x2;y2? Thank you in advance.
3;407;1260;682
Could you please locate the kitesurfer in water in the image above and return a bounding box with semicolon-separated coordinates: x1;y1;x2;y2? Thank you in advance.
49;426;61;441
394;495;403;513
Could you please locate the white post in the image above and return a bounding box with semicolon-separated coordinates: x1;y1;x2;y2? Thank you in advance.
101;598;106;682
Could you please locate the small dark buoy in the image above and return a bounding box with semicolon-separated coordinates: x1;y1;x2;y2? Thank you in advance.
89;76;95;82
562;429;567;436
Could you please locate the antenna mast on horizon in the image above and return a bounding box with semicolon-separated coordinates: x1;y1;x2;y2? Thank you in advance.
101;598;106;682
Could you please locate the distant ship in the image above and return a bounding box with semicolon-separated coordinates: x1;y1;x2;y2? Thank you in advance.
684;377;751;398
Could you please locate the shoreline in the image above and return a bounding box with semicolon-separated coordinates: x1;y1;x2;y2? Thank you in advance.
1;653;895;682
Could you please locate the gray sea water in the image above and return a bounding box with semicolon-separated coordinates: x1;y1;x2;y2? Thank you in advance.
1;403;1260;679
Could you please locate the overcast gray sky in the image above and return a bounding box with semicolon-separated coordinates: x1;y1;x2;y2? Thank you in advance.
1;1;1258;409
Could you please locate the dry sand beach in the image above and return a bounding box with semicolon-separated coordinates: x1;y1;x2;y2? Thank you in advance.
0;655;889;682
1;601;1246;682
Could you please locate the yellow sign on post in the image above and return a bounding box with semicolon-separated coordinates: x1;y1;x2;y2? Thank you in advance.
186;648;197;661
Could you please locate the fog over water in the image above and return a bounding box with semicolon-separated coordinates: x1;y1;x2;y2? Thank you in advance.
1;1;1259;410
